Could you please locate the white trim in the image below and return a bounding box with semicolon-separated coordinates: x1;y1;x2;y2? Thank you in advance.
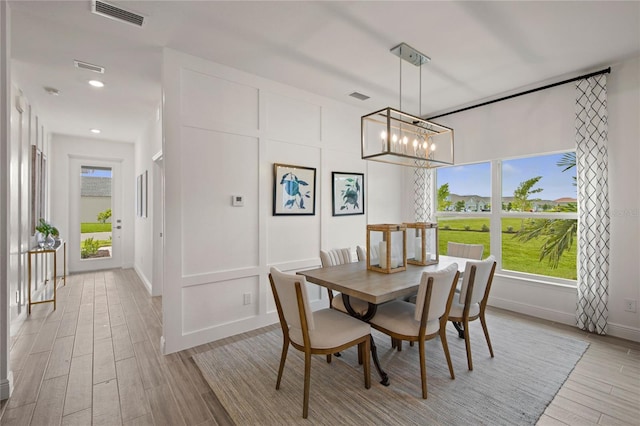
608;322;640;343
134;265;152;295
0;372;13;400
488;296;576;326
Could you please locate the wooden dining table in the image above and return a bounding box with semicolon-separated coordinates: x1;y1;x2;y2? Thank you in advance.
297;255;469;385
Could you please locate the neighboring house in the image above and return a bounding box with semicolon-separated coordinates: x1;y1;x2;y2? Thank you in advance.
445;194;576;212
80;176;111;223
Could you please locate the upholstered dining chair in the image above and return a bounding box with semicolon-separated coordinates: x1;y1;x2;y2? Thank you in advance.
369;263;460;399
447;242;484;260
320;249;369;316
268;267;371;418
356;244;379;263
448;256;497;371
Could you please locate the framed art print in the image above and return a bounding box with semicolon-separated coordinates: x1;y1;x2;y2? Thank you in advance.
273;163;316;216
332;172;364;216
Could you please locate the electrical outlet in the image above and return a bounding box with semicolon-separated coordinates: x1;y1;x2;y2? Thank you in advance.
243;293;251;305
624;299;637;313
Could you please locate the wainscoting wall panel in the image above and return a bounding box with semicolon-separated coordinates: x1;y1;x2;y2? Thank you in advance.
181;68;259;132
180;126;259;276
264;92;321;144
182;275;260;334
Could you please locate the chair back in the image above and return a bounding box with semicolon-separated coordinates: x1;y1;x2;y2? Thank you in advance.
447;242;484;260
414;263;459;322
458;256;496;305
357;244;380;263
269;267;315;332
320;248;352;267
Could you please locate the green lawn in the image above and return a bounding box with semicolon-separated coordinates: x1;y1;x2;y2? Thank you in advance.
80;223;112;233
437;217;577;280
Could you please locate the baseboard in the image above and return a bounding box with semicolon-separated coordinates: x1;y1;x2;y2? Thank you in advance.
0;371;13;400
133;265;152;295
608;322;640;342
490;297;640;343
489;296;576;326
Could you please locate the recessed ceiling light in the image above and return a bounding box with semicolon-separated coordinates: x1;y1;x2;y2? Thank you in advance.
90;129;101;134
44;86;60;96
89;80;104;88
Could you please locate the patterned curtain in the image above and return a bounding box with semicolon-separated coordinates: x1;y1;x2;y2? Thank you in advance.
575;75;609;334
413;164;433;222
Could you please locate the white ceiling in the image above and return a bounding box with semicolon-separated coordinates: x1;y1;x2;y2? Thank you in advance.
8;1;640;144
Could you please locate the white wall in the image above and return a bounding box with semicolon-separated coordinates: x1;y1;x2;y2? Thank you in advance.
134;110;162;294
50;135;135;272
162;48;403;353
1;0;12;401
413;57;640;341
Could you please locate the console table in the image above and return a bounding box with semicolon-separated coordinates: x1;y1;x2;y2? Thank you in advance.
27;240;66;314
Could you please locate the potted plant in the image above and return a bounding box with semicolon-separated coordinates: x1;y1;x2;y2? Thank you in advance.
35;218;59;248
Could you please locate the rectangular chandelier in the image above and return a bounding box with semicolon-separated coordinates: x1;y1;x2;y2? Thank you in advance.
361;107;454;168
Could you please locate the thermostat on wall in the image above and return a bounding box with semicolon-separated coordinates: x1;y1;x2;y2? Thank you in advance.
232;195;244;207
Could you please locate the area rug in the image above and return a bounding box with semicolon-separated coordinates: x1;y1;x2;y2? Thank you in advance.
193;311;588;425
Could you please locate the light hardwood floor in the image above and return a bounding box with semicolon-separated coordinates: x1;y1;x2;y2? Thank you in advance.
0;269;638;425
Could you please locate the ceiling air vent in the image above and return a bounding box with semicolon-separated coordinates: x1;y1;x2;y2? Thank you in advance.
91;0;145;27
74;60;105;74
349;92;370;101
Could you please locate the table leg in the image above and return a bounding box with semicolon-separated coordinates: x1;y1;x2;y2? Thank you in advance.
341;294;389;386
452;321;465;338
28;252;32;315
53;248;57;311
63;242;66;286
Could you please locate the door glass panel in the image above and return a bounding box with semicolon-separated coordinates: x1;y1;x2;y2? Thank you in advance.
80;165;112;259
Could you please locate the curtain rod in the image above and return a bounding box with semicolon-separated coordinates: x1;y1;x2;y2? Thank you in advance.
426;67;611;121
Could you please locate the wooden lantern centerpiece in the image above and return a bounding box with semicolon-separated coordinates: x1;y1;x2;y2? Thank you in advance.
366;224;407;274
405;222;439;266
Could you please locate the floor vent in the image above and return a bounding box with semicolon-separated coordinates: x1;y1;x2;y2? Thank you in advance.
349;92;370;101
91;0;145;27
74;60;105;74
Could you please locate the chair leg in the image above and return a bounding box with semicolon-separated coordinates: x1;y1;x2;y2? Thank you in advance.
276;340;289;390
303;351;311;419
440;328;455;380
358;344;363;365
326;354;332;364
419;340;428;399
361;339;371;389
463;319;473;371
480;313;494;358
391;338;402;351
409;341;414;347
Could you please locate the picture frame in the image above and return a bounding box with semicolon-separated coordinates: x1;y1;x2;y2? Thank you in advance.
273;163;316;216
136;173;143;217
332;172;365;216
30;146;47;234
142;170;148;218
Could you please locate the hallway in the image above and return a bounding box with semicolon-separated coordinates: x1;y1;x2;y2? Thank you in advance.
0;269;234;425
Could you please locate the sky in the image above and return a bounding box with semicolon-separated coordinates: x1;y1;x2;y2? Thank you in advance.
437;152;577;201
81;167;112;178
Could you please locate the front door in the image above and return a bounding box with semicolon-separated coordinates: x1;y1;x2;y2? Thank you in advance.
69;157;122;272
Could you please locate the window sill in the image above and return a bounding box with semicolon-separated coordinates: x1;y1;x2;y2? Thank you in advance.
495;271;577;289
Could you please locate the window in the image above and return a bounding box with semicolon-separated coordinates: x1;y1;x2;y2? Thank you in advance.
435;152;577;282
436;162;491;212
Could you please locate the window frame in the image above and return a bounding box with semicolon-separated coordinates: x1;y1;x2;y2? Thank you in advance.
434;152;578;286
